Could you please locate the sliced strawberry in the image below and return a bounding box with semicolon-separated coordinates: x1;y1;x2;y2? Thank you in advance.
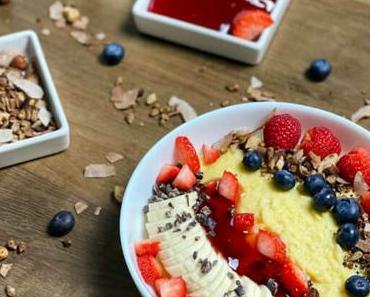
233;213;255;233
137;255;164;286
155;277;187;297
231;9;274;41
218;171;239;203
361;192;370;215
172;164;197;191
156;164;180;184
174;136;200;173
281;260;309;297
256;230;287;262
202;179;219;196
202;144;221;164
135;239;160;257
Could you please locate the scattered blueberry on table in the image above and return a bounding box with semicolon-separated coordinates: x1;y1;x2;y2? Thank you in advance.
336;222;359;250
48;210;75;237
333;198;360;224
345;275;370;297
243;150;262;171
273;170;296;190
312;186;337;212
102;42;125;65
307;58;332;82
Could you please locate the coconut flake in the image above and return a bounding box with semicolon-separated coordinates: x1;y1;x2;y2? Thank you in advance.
0;51;20;67
94;206;102;216
317;153;339;173
250;76;263;89
111;87;141;110
168;96;197;122
72;16;89;30
55;18;67;28
41;28;51;36
38;107;52;126
351;105;370;123
228;257;239;271
0;129;13;143
0;264;13;278
105;152;124;163
354;171;370;196
74;201;88;214
219;23;231;34
49;1;64;21
12;79;44;99
95;32;106;41
70;31;91;46
84;164;116;178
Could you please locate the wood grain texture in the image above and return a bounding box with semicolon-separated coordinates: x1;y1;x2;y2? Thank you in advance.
0;0;369;296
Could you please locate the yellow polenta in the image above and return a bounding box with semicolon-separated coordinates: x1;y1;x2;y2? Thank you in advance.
202;149;353;297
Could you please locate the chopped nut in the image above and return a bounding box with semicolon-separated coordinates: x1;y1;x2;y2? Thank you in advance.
105;152;124;163
114;76;124;86
41;28;51;36
17;241;26;254
0;247;8;260
84;164;116;178
74;201;88;215
6;240;17;251
113;185;124;203
95;32;106;41
225;84;240;93
146;93;157;105
221;100;230;107
0;263;13;278
5;285;16;297
10;55;28;70
149;108;160;117
61;238;72;248
63;6;80;23
125;111;135;125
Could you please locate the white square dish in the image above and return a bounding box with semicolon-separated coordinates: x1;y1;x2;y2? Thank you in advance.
133;0;290;64
0;30;69;168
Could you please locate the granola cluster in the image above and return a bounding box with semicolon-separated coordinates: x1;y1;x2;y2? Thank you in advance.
0;51;56;144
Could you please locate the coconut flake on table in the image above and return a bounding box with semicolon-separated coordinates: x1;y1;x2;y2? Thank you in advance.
351;105;370;123
250;76;263;89
0;263;13;278
70;31;91;46
72;16;89;30
11;78;44;99
0;129;13;143
95;32;106;41
84;164;116;178
111;87;142;110
94;206;102;216
354;171;369;196
105;152;124;163
74;201;88;215
168;96;197;122
49;1;64;21
55;18;67;28
41;28;51;36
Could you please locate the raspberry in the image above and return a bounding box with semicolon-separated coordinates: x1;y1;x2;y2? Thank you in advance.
337;147;370;185
301;127;341;158
263;114;301;150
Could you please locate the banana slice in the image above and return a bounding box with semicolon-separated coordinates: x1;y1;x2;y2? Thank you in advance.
147;205;192;222
148;192;198;211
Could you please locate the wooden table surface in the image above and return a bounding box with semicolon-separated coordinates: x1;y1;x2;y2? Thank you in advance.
0;0;370;296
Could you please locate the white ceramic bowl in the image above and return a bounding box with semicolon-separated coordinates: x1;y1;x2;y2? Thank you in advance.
0;30;69;168
120;102;370;297
133;0;290;64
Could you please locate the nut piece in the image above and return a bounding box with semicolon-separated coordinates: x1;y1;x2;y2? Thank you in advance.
146;93;157;105
62;238;72;248
0;263;13;278
17;241;26;254
5;285;16;297
0;246;8;260
63;6;80;23
113;185;124;203
125;112;135;125
6;240;17;251
10;55;28;70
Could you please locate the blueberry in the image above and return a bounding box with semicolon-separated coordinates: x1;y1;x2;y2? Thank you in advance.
312;186;337;212
273;170;296;190
243;150;262;171
307;59;332;82
48;210;75;237
336;223;359;250
304;174;327;195
102;42;125;65
346;275;370;297
334;198;360;224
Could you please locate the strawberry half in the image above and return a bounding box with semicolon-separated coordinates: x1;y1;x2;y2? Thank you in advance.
135;239;160;257
156;164;180;184
233;213;255;233
256;229;287;262
231;9;274;41
202;144;221;165
137;255;164;286
172;164;197;191
218;171;239;203
155;277;187;297
174;136;200;173
281;260;309;297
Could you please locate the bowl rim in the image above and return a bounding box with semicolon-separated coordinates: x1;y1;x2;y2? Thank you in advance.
120;102;370;297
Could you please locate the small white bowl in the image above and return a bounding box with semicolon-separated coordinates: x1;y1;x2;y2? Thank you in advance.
120;102;370;297
133;0;290;64
0;30;69;168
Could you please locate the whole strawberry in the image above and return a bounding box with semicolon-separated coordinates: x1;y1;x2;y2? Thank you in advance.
301;127;341;158
263;114;302;150
337;147;370;185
